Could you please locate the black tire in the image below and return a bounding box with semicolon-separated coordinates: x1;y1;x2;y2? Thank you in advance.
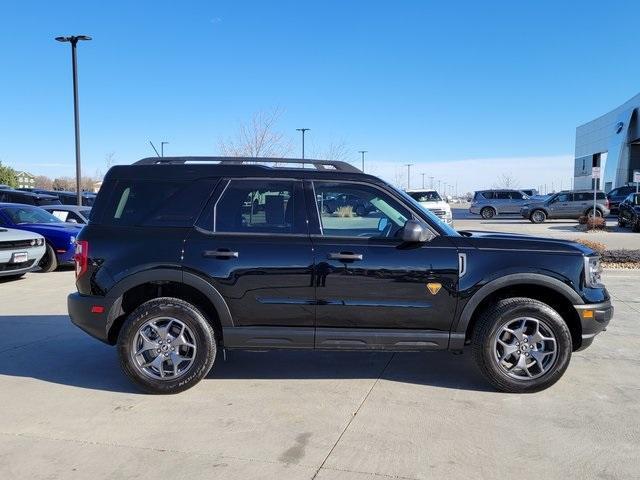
633;219;640;233
480;207;496;219
38;243;58;273
586;208;603;218
118;297;216;394
530;209;547;224
618;215;626;228
472;297;572;393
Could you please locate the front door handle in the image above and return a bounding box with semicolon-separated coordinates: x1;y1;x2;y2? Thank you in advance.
203;249;239;259
328;252;363;262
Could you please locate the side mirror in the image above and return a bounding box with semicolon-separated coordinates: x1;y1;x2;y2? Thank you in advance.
401;219;435;243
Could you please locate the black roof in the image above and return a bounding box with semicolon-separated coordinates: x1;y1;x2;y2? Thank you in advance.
105;156;380;183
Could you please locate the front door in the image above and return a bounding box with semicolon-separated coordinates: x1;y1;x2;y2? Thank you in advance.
307;181;459;350
547;193;573;218
183;178;315;348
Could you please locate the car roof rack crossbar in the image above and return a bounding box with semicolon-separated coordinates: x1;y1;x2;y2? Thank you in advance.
133;156;361;173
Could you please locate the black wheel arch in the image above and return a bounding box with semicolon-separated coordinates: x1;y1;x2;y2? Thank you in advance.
450;273;584;351
104;268;233;345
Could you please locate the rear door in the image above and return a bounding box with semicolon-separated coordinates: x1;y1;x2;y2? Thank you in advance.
182;178;316;347
494;191;512;213
307;180;459;350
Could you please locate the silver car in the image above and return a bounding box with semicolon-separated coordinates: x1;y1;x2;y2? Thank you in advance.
0;227;46;279
520;190;610;223
469;189;531;218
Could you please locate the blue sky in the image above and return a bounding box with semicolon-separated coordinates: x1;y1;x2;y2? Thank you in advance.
1;0;639;192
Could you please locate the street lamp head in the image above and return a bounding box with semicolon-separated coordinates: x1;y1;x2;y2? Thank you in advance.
55;35;92;43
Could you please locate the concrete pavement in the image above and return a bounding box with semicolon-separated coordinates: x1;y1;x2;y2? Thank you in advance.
0;270;638;479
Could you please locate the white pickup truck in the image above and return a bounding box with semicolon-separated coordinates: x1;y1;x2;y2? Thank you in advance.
405;189;453;225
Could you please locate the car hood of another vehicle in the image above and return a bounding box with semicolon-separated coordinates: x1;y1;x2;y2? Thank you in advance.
419;200;451;212
0;227;44;241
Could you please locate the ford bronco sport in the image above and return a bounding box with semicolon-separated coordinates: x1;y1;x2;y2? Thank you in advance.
68;157;613;394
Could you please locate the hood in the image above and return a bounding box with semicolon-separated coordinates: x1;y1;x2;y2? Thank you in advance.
0;227;44;242
457;230;593;255
417;200;451;211
16;223;83;235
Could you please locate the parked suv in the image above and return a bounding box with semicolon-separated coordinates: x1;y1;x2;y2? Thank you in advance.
68;157;613;394
617;192;640;231
0;188;61;206
469;189;531;218
606;185;636;214
520;190;610;223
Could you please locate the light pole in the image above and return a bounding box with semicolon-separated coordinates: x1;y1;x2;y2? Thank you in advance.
358;150;367;172
296;128;310;159
405;164;413;190
428;176;434;190
438;180;441;193
161;141;169;157
55;35;92;206
421;173;425;189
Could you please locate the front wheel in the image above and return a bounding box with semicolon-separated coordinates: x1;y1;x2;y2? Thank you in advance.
38;243;58;273
472;297;572;393
530;210;546;224
480;207;496;219
118;297;216;394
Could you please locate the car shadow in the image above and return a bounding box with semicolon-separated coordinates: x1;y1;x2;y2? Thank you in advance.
0;315;493;394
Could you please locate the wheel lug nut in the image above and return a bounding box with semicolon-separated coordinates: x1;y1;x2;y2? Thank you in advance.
156;349;161;353
164;353;169;357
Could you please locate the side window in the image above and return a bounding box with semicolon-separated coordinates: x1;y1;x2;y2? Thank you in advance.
313;182;410;238
509;192;525;200
496;192;511;200
105;179;215;227
215;180;300;234
596;192;606;200
556;193;571;202
482;191;494;199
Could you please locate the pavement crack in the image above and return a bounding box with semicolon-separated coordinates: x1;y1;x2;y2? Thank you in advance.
311;353;396;480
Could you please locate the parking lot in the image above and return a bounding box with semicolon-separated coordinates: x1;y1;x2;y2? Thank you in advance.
1;269;638;479
452;206;639;250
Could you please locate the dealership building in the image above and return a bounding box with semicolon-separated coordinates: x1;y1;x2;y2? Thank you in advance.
574;93;640;191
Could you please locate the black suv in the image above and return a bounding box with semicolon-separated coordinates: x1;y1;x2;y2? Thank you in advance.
68;157;613;394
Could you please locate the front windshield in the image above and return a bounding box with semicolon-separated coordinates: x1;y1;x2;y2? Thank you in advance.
2;206;64;224
407;191;442;202
387;183;459;236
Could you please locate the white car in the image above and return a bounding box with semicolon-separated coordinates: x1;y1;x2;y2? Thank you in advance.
0;227;46;279
406;189;453;225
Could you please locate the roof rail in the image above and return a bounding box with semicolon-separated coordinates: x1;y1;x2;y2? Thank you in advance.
133;156;361;173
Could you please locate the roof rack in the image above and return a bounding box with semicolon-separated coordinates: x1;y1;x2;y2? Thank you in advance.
133;156;361;173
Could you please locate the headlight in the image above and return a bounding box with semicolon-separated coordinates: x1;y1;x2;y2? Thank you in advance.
30;239;36;246
584;255;604;288
70;236;76;245
38;238;44;246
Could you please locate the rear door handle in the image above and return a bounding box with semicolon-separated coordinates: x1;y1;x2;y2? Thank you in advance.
328;252;363;262
203;249;239;259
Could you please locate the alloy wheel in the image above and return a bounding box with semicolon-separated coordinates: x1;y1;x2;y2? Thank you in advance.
492;317;557;380
130;317;197;380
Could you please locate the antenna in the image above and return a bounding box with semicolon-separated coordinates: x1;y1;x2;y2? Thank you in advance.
149;141;161;158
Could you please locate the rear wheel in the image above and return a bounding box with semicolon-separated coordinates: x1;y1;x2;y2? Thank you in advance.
38;243;58;273
586;208;603;218
472;297;572;393
480;207;496;219
118;297;216;394
530;210;546;224
618;215;626;227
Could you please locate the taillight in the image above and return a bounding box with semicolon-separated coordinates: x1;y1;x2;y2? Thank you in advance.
74;240;88;278
605;198;610;209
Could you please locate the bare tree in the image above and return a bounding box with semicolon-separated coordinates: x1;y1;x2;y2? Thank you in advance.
34;175;53;189
493;173;520;189
321;139;351;162
52;177;75;191
218;108;292;158
95;151;117;180
392;165;406;190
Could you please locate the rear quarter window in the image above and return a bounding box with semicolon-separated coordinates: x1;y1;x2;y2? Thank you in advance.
102;179;217;227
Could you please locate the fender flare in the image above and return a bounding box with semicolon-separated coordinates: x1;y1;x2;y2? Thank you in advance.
452;273;583;339
105;268;233;335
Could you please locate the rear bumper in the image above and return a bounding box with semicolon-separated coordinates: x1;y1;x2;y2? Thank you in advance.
68;292;113;344
573;300;614;351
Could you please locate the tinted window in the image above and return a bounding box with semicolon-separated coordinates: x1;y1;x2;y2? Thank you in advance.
314;182;409;238
105;179;215;227
215;180;298;234
574;192;590;201
496;192;511;200
481;191;494;199
596;192;605;200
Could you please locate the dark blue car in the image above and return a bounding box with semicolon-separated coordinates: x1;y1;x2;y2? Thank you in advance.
0;203;82;272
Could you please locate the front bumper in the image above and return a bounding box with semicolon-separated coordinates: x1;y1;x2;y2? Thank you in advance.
68;292;114;344
573;300;613;351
